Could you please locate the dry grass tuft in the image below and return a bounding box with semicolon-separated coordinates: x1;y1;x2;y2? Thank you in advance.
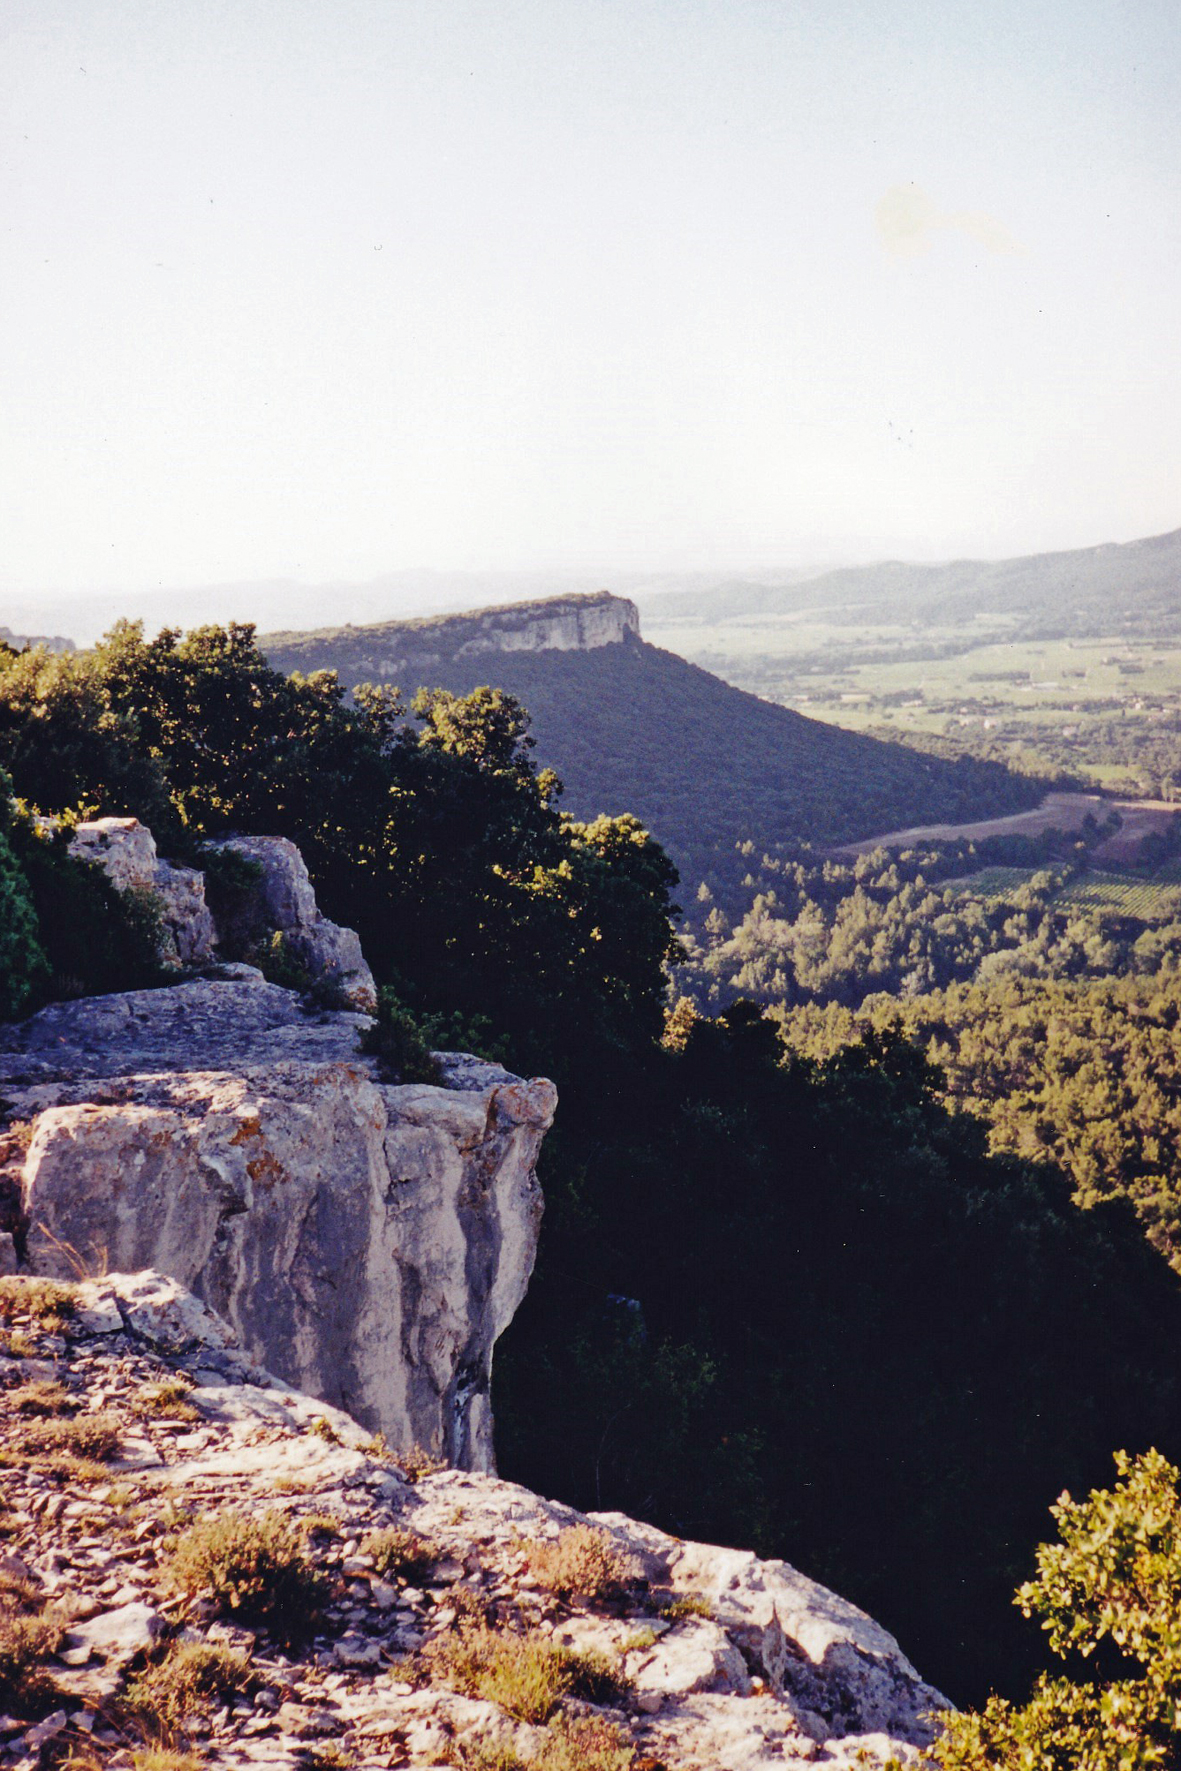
524;1526;642;1604
131;1751;205;1771
163;1508;329;1640
452;1712;641;1770
126;1639;254;1741
8;1379;71;1416
12;1411;122;1461
135;1379;201;1423
0;1574;68;1716
361;1525;438;1583
658;1593;712;1622
0;1276;77;1328
424;1624;627;1724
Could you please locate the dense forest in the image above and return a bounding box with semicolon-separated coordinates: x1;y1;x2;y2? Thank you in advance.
777;969;1181;1276
5;623;1181;1711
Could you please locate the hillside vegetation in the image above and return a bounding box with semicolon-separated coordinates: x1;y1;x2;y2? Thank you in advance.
777;967;1181;1278
261;605;1043;890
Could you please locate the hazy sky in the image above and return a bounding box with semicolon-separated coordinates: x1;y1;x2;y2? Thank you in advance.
3;0;1180;603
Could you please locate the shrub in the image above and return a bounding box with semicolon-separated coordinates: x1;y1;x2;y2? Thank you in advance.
10;816;166;1002
163;1508;328;1638
391;1443;448;1482
927;1449;1181;1771
524;1526;641;1604
658;1594;712;1622
136;1379;200;1423
197;846;264;939
361;989;442;1084
9;1380;71;1416
361;1526;438;1583
0;787;48;1020
13;1413;122;1462
251;930;314;993
131;1752;204;1771
126;1640;254;1741
425;1625;627;1723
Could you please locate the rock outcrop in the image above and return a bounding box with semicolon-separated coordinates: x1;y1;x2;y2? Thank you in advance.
262;590;641;685
64;817;378;1012
0;1270;948;1769
204;833;378;1012
67;817;217;967
0;974;554;1471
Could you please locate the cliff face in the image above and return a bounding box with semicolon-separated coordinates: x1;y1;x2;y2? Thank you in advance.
0;974;554;1472
261;589;641;684
0;1269;947;1768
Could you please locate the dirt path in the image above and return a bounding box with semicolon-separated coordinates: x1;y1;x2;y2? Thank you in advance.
834;791;1181;859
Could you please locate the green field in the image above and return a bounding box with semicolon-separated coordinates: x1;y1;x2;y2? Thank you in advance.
645;613;1181;803
948;866;1181;921
1053;873;1181;920
950;866;1039;899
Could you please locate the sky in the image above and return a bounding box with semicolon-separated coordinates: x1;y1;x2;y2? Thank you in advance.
2;0;1180;613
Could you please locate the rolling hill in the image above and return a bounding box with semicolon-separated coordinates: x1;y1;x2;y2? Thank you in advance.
644;526;1181;638
261;592;1040;893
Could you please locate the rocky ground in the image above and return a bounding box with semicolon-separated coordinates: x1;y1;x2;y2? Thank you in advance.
0;1272;946;1771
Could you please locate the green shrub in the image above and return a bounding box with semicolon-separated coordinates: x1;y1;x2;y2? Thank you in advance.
163;1508;328;1638
658;1594;712;1622
197;845;263;931
0;780;48;1020
9;815;165;1002
251;930;314;992
362;988;442;1083
927;1449;1181;1771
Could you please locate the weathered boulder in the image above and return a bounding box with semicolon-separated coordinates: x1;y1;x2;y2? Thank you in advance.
67;816;217;966
204;833;378;1012
0;975;554;1471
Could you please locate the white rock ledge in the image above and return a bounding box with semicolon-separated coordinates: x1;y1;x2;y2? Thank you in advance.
0;976;555;1471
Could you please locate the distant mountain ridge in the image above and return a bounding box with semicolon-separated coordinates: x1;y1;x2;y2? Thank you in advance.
646;527;1181;636
261;593;1039;891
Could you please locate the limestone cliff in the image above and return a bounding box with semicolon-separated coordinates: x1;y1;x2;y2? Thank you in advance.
0;1270;948;1768
262;589;641;685
0;974;554;1472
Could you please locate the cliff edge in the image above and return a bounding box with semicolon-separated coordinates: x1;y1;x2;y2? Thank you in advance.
261;590;641;685
0;974;555;1473
0;1270;947;1769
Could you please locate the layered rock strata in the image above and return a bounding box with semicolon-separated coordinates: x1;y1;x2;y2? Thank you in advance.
0;1270;948;1770
0;976;554;1471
